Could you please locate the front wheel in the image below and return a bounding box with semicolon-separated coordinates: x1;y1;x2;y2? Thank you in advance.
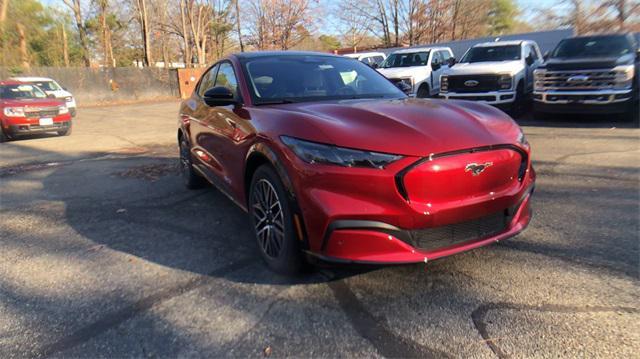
0;129;11;143
57;122;72;136
416;84;430;98
249;165;303;275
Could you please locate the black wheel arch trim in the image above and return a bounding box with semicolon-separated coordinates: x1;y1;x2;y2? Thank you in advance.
245;141;310;250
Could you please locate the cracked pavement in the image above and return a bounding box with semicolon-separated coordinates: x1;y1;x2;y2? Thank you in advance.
1;101;638;358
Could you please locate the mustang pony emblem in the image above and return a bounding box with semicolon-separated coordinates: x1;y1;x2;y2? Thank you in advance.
465;162;493;176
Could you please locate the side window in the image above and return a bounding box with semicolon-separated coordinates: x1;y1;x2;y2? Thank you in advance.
215;62;239;98
372;56;384;65
440;51;452;62
431;51;443;65
197;65;218;97
529;45;539;61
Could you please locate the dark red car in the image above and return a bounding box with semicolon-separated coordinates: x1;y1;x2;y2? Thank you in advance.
0;81;72;142
178;52;535;274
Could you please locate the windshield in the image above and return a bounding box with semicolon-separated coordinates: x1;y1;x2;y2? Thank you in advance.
380;51;429;68
460;45;521;63
550;36;633;58
0;84;47;99
30;81;61;91
243;55;406;105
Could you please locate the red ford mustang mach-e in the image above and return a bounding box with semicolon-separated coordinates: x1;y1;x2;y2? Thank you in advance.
178;52;535;274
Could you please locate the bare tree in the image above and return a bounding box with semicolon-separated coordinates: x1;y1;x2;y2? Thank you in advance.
234;0;244;51
96;0;115;67
246;0;314;50
62;0;92;66
338;0;372;51
132;0;153;66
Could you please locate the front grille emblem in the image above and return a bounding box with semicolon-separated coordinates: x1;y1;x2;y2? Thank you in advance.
464;80;479;87
567;75;589;83
465;162;493;176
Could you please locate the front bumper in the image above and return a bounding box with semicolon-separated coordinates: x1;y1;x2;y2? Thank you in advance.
285;143;535;265
440;91;516;105
5;119;71;136
533;89;635;114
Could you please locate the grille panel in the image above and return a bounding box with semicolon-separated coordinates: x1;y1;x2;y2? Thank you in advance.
448;75;499;93
536;69;617;91
410;211;508;251
25;107;59;117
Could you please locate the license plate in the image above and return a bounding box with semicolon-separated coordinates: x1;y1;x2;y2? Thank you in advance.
39;117;53;126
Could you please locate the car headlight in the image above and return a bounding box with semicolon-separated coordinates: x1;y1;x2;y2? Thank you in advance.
3;107;25;117
517;129;528;146
58;105;69;114
281;136;403;169
498;74;513;90
533;69;546;91
613;65;634;89
440;75;448;93
65;96;73;102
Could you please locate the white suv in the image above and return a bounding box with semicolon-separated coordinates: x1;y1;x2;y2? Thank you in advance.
377;47;454;98
10;77;77;117
440;40;543;113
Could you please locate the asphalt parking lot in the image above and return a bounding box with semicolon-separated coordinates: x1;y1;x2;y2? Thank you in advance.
1;101;638;358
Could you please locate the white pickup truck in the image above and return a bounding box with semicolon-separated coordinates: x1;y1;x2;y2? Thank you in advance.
440;40;543;114
377;47;454;98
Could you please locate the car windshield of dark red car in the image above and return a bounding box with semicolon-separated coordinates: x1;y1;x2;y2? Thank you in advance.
0;84;47;99
461;45;521;63
243;55;406;105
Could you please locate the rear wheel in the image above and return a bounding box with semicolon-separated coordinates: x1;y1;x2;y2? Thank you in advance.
179;137;206;189
249;165;303;275
416;84;430;98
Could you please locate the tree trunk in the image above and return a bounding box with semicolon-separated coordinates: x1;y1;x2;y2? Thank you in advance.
136;0;153;66
179;0;191;67
62;24;70;67
63;0;91;66
234;0;244;52
17;23;29;68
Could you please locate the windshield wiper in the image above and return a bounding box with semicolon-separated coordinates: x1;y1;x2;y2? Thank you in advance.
255;98;296;106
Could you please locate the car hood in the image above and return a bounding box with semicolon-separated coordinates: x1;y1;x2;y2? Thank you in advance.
377;67;423;79
543;54;634;71
44;89;73;98
447;61;523;76
271;98;520;157
0;98;65;108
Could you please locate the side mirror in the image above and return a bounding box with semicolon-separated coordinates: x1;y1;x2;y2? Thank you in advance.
431;61;441;71
543;51;549;61
448;57;456;67
371;63;379;69
46;94;56;99
203;86;236;107
395;81;412;94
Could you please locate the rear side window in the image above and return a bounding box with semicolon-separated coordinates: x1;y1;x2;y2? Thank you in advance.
439;50;452;62
215;62;239;98
372;56;385;65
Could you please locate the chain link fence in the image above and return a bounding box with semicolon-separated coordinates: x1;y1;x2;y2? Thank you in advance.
0;67;180;106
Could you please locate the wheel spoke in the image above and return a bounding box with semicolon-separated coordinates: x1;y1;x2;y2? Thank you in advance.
251;178;286;259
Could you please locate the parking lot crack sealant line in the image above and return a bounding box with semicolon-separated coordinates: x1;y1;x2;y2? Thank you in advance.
471;302;640;358
327;280;452;358
34;257;254;358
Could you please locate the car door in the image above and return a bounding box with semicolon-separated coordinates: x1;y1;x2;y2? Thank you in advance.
429;51;445;94
206;61;251;197
187;64;224;176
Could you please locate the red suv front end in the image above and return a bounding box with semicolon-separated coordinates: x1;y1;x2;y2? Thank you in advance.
0;81;72;141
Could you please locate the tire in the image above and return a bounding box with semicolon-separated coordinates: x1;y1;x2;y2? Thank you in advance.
509;82;526;118
0;129;10;143
416;84;430;98
249;165;303;275
57;121;72;136
179;137;206;189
